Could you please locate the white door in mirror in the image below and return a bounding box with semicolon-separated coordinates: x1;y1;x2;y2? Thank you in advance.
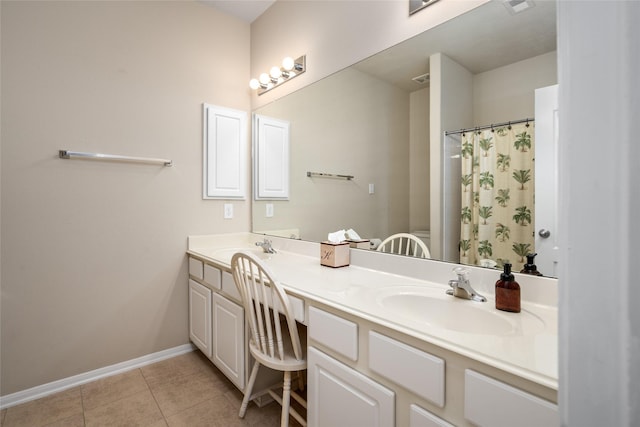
534;84;559;277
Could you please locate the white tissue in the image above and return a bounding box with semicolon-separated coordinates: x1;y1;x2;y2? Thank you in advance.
345;228;362;240
328;229;347;243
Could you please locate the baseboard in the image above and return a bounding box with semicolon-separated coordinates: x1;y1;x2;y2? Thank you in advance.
0;343;196;410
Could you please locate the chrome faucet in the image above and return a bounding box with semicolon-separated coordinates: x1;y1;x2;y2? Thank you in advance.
255;238;277;254
447;267;486;302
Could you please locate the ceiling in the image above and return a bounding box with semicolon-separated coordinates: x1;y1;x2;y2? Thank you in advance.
201;0;275;23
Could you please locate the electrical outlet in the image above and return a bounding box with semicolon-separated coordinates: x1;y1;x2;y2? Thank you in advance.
369;183;375;194
266;203;274;218
224;203;233;219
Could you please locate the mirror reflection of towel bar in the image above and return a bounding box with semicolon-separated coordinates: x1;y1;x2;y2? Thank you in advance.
59;150;173;167
306;171;354;180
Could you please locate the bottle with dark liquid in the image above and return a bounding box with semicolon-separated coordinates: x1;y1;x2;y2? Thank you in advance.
495;262;521;313
520;253;543;276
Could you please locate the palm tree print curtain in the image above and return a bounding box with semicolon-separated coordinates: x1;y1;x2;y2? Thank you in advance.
459;122;535;272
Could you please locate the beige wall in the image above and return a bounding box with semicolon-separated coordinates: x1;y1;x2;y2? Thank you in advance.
0;1;250;395
409;88;430;233
473;51;557;124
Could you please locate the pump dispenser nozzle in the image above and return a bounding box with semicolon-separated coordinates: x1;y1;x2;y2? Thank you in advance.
521;253;542;276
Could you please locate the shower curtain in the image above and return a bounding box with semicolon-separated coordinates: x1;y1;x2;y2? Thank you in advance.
459;122;535;272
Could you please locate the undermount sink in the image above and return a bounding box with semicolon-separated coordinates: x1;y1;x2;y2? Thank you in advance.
375;286;545;336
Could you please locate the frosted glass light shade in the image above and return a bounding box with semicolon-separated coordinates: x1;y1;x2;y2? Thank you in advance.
259;73;270;84
249;79;260;90
270;66;282;79
282;57;295;71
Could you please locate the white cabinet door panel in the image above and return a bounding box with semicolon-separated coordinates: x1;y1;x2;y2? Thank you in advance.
203;104;247;199
189;279;212;358
308;347;394;427
212;293;245;390
253;114;290;200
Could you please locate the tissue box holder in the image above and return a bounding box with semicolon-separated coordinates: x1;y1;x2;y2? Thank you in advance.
320;241;350;268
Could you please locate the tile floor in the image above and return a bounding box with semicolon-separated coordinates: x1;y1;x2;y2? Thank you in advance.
1;350;304;427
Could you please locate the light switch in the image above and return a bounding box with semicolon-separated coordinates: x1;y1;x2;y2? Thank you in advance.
369;183;375;194
266;203;274;218
224;203;233;219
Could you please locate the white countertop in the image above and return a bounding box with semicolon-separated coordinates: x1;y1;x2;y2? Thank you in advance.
187;233;558;391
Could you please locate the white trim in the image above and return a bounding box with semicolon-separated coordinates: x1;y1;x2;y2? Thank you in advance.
0;343;195;410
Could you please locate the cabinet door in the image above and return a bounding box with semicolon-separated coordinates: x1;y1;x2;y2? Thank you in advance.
203;103;247;199
212;293;245;390
189;280;212;358
308;347;395;427
253;114;290;200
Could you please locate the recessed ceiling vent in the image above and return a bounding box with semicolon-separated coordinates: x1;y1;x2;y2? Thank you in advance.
503;0;535;15
412;73;430;85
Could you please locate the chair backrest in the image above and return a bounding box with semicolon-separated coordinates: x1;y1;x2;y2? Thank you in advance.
231;251;304;362
376;233;431;258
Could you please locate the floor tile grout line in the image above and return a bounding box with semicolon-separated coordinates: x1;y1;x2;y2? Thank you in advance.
144;368;171;423
80;384;87;427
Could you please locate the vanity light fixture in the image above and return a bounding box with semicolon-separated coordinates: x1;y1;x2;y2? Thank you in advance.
409;0;440;16
249;55;306;95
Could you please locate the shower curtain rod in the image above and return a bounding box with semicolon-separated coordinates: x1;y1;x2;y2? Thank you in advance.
445;118;534;136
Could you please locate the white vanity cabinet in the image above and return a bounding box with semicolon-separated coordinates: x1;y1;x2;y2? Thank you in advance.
307;303;557;427
188;257;245;389
187;255;286;399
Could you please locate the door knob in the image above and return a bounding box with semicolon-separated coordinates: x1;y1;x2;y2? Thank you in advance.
538;229;551;238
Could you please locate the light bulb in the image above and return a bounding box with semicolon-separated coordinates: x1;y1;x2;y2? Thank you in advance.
259;73;270;85
270;66;282;79
282;56;295;71
249;78;260;90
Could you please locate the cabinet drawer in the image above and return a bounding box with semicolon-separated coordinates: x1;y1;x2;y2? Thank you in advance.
188;257;204;280
221;271;241;302
204;263;221;290
275;294;305;324
464;370;558;427
222;269;304;323
409;404;454;427
308;306;358;361
369;331;445;407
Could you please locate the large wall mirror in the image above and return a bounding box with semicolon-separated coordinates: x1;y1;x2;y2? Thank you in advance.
252;0;558;277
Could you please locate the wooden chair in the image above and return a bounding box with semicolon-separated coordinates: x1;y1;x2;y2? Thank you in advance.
376;233;431;258
231;251;307;427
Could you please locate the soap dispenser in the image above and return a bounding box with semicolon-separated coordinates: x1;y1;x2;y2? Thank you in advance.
521;253;543;276
495;263;520;313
